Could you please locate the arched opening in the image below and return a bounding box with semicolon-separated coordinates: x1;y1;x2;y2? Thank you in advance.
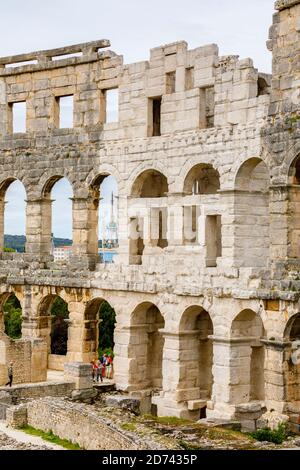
90;174;119;264
283;314;300;410
129;302;165;391
231;310;265;402
257;76;270;97
3;293;22;340
131;170;168;198
42;176;73;260
183;164;220;195
130;171;168;264
1;179;27;253
84;298;116;377
234;158;270;267
288;155;300;259
179;306;213;419
38;294;70;371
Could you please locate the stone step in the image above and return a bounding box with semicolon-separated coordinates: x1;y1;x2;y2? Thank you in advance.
187;399;207;411
93;382;116;393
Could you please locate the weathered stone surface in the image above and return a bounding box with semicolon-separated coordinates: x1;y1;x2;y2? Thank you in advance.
105;395;141;415
0;0;298;430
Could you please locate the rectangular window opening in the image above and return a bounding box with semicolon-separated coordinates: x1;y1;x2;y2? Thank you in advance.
185;67;194;91
129;217;144;265
148;97;162;137
6;60;38;69
57;95;74;129
52;52;82;61
10;101;27;133
102;88;119;123
205;215;222;267
183;206;198;245
166;71;176;94
199;87;215;129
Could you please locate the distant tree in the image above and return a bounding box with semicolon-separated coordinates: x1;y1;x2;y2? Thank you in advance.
98;302;116;357
4;247;16;253
50;297;69;355
4;294;22;339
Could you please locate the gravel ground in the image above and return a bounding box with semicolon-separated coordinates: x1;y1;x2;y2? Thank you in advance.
0;431;52;450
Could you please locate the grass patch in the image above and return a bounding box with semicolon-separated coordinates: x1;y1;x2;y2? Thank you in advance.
121;422;137;432
19;426;81;450
249;423;288;445
142;415;191;426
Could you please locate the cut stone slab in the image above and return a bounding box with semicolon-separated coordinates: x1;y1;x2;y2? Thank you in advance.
105;395;140;415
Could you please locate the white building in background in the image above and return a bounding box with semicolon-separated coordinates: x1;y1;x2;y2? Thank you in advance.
53;246;73;262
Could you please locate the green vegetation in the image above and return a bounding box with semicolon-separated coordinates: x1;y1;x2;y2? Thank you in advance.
98;301;116;358
51;297;69;355
121;422;137;432
4;294;22;339
20;426;81;450
143;415;191;426
250;423;288;445
4;247;16;253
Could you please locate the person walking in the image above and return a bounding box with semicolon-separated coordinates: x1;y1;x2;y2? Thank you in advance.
96;359;103;383
5;362;13;388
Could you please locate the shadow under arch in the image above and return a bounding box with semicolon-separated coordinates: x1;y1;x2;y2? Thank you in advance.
282;313;300;411
231;309;266;403
178;305;214;419
131;170;169;198
83;298;116;363
0;178;27;253
233;158;270;268
183;163;220;195
128;302;165;392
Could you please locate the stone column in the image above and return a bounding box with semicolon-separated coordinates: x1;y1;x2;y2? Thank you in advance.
114;324;150;392
262;339;290;414
0;197;5;253
66;301;89;363
71;196;99;269
25;198;52;256
207;336;256;420
269;186;289;262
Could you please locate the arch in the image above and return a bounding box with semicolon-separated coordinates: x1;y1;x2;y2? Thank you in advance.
179;306;214;419
183;164;220;195
131;170;169;198
89;174;119;261
84;298;116;368
235;157;269;192
1;293;23;340
0;178;27;253
129;302;165;391
37;294;70;369
282;313;300;408
233;158;270;268
288;154;300;185
284;313;300;341
41;174;74;198
231;309;265;402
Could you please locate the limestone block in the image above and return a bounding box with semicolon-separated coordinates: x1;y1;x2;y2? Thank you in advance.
64;362;92;390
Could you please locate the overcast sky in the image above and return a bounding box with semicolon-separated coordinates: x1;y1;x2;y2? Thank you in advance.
2;0;275;239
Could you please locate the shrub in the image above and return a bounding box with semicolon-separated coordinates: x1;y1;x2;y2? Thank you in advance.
250;423;287;445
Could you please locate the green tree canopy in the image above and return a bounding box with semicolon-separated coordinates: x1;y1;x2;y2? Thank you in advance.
4;294;22;339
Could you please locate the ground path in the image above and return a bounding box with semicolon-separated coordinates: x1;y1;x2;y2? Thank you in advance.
0;422;64;450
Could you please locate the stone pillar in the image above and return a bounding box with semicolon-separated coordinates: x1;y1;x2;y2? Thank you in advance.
153;331;188;418
208;337;256;420
114;324;150;392
25;198;52;256
167;204;184;246
64;362;93;390
66;302;88;363
0;197;5;253
71;196;99;269
269;186;289;262
263;339;290;414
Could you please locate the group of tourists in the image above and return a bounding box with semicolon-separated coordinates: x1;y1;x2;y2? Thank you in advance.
91;354;113;383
